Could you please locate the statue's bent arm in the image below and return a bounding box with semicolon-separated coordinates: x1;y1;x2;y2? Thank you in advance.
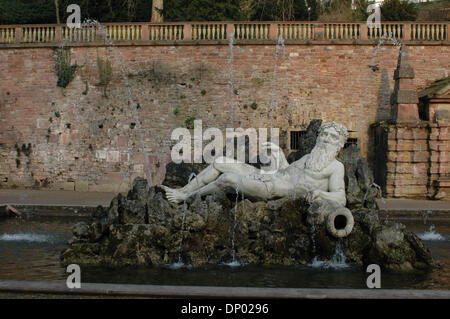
262;142;290;170
319;161;346;206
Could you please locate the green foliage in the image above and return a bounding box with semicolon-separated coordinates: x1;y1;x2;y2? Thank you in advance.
381;0;418;21
97;57;113;98
0;0;436;24
250;102;258;109
415;0;450;21
248;0;319;21
185;116;196;129
352;0;371;21
162;0;243;22
201;89;206;95
173;108;179;115
0;0;153;24
130;122;136;129
0;0;55;24
54;48;77;88
318;0;354;22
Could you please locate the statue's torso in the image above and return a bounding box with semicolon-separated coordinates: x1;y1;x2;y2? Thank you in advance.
273;155;336;195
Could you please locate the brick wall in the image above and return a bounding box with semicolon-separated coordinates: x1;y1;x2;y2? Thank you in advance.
373;123;449;199
0;44;449;192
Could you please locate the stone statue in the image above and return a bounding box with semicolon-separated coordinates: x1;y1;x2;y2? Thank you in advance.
163;122;349;207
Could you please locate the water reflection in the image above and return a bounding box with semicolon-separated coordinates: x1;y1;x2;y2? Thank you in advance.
0;215;448;289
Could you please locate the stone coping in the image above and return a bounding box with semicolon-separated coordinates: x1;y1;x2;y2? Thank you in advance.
0;280;449;299
1;21;448;47
0;39;449;49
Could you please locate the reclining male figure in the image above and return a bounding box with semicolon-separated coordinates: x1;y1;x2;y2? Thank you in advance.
163;122;349;207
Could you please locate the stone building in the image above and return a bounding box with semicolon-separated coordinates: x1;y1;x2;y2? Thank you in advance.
373;49;449;200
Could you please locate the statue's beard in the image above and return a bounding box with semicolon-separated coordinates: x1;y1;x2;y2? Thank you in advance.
306;141;341;172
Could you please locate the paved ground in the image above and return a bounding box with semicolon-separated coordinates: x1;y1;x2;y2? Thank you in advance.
0;189;115;207
0;189;449;214
377;198;450;212
0;280;449;299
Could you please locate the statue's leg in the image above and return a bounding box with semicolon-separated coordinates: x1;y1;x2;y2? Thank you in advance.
180;156;258;194
179;163;221;193
188;172;270;201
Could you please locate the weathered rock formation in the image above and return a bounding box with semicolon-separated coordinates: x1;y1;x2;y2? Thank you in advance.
62;177;435;272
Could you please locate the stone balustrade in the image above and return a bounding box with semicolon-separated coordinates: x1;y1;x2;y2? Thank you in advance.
0;21;448;46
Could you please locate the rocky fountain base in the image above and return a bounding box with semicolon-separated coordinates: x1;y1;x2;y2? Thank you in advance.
62;176;435;272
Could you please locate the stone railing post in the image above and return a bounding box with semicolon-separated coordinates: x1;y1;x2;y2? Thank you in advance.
14;26;23;43
227;22;235;38
314;23;324;40
404;22;411;41
445;22;449;42
54;25;62;42
270;22;278;40
142;23;149;41
184;23;192;41
360;22;368;40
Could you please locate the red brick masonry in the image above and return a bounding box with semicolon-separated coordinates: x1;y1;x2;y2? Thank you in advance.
0;29;449;193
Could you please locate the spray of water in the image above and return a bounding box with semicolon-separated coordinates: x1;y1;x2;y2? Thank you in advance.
221;183;243;268
357;32;401;151
309;239;350;269
364;182;385;205
310;223;317;254
229;32;235;127
231;184;240;262
418;210;445;241
174;173;198;266
269;35;285;130
418;225;445;241
82;19;153;191
422;210;432;225
0;233;53;243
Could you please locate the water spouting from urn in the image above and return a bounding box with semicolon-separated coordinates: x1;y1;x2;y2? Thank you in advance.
309;239;349;270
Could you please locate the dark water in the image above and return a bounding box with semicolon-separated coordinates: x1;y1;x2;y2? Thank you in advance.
0;215;449;289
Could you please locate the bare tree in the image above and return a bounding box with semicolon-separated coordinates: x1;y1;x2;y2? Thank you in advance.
54;0;61;24
151;0;164;22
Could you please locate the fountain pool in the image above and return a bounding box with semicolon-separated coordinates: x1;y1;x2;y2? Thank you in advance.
0;214;449;289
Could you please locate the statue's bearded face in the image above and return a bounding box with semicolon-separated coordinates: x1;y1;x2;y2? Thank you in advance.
306;127;345;172
316;127;343;147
